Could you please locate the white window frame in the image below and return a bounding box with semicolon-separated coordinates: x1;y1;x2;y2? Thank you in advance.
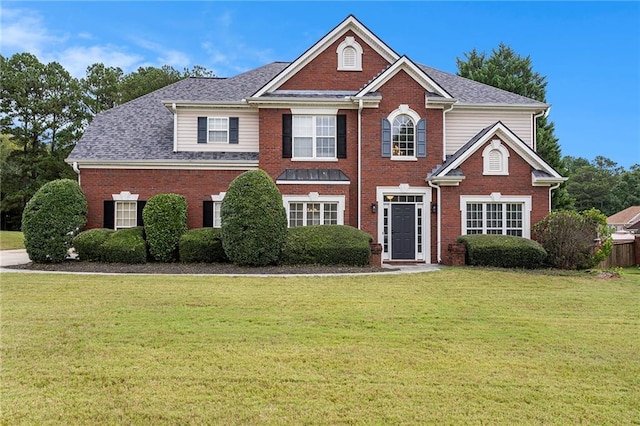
208;117;229;143
336;36;363;71
460;193;531;238
282;193;345;228
482;140;510;175
292;115;337;160
387;105;421;161
210;192;226;228
112;191;139;230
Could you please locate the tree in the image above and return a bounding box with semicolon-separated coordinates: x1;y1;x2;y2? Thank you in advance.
119;65;182;104
456;44;570;209
81;63;123;115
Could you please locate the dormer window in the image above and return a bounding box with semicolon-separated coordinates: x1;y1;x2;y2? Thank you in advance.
336;36;363;71
482;140;510;175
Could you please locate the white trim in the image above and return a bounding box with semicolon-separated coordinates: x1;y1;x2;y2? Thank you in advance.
290;107;339;115
253;16;399;97
482;139;510;175
209;192;225;228
460;193;532;238
282;193;346;227
66;161;259;171
112;191;139;201
210;192;226;202
337;36;363;71
356;56;452;99
207;117;230;144
376;185;431;262
387;105;420;160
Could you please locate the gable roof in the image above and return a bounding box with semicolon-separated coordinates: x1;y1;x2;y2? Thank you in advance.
67;62;288;164
427;121;565;185
607;206;640;226
252;15;399;97
355;56;453;100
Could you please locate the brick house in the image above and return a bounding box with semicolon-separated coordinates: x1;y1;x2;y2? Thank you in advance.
66;15;565;264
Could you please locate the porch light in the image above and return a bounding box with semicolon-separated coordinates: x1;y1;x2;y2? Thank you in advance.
431;203;438;214
371;203;377;213
385;195;395;201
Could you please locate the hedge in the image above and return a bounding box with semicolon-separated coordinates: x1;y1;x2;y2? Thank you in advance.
100;227;147;264
179;227;228;263
456;234;547;269
143;193;188;262
73;228;114;261
22;179;87;263
280;225;373;266
221;170;287;266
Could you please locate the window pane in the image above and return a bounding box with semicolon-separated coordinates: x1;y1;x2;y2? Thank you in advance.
392;114;415;156
115;201;137;229
466;203;483;234
486;203;503;233
293;137;313;157
323;203;338;225
213;202;222;228
289;203;304;227
208;118;228;143
209;130;227;142
306;203;321;226
293;116;313;136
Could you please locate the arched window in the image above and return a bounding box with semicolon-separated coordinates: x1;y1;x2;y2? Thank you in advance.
392;114;415;157
482;140;510;175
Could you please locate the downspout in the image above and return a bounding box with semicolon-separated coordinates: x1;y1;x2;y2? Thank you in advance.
72;161;80;186
442;103;455;162
172;103;178;152
533;107;550;151
357;98;363;230
549;182;561;212
427;180;442;263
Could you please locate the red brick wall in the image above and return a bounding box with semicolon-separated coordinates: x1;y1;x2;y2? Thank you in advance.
80;168;245;230
279;30;391;91
438;138;551;264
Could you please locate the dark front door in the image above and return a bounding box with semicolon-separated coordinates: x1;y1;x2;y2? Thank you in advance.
391;204;415;260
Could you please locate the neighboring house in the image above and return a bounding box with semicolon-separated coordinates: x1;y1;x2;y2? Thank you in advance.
607;206;640;234
66;15;566;264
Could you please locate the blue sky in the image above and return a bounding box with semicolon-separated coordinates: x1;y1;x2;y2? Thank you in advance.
1;1;639;169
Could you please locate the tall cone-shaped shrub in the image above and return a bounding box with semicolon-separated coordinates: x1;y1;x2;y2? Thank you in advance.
221;170;287;266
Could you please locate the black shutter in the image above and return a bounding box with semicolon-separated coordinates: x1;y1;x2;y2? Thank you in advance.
136;201;146;227
203;201;214;227
381;118;391;158
229;117;239;144
337;115;347;159
282;114;292;158
417;118;427;158
197;117;207;143
103;200;115;229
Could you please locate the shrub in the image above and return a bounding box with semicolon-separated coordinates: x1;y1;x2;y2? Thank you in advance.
22;179;87;263
73;228;114;261
281;225;373;266
179;228;228;263
456;234;547;269
101;227;147;264
143;193;187;262
533;208;612;270
221;170;287;266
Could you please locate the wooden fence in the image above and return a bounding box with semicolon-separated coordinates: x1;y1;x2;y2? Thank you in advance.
598;237;639;268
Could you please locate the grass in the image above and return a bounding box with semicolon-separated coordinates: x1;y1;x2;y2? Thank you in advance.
0;231;24;250
1;268;639;424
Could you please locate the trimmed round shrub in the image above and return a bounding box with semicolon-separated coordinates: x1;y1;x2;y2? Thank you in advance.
179;227;228;263
281;225;373;266
143;193;187;262
73;228;114;261
221;170;287;266
22;178;87;263
456;234;547;269
101;227;147;264
533;208;612;270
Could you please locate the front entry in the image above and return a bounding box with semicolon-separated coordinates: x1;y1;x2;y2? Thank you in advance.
391;204;416;260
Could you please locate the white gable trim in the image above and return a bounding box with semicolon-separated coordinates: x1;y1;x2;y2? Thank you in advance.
252;15;399;98
435;122;563;182
356;56;452;99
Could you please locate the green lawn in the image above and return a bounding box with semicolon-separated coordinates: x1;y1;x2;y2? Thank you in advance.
2;269;638;424
0;231;24;250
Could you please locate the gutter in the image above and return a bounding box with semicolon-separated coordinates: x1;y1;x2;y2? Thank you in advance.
172;103;178;152
357;98;364;229
533;106;550;151
72;161;80;186
427;179;442;263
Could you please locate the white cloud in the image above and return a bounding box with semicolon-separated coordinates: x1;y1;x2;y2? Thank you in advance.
0;7;66;57
132;37;191;69
55;45;143;77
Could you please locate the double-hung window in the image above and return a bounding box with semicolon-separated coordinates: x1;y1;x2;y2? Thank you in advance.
293;116;336;159
115;201;137;230
208;117;229;143
462;195;530;237
197;117;239;144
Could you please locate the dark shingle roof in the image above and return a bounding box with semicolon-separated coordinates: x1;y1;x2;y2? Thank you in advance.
68;62;289;162
276;168;350;182
69;59;547;163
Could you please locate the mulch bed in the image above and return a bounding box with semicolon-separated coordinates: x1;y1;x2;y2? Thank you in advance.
7;260;393;275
